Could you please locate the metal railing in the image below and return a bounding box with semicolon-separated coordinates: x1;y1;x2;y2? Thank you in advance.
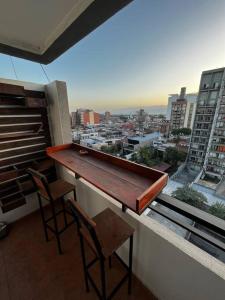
149;193;225;252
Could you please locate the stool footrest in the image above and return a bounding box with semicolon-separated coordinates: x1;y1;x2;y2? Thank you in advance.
46;220;75;235
108;273;129;300
85;252;130;300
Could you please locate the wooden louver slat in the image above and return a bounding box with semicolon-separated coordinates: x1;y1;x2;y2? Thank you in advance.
0;82;55;213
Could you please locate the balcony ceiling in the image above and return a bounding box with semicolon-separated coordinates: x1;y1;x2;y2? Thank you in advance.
0;0;132;64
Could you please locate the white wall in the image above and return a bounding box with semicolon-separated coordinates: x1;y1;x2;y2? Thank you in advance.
74;177;225;300
45;80;72;146
45;80;74;183
166;94;178;120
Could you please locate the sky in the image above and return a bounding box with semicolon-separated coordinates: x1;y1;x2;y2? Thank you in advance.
0;0;225;113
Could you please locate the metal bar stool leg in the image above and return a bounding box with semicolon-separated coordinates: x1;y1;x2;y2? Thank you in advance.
128;235;133;295
37;193;49;242
61;197;68;227
50;200;62;254
100;258;107;300
109;256;112;269
72;188;80;234
73;188;77;201
80;235;90;292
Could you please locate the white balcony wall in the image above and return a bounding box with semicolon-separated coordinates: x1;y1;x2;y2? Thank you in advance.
73;176;225;300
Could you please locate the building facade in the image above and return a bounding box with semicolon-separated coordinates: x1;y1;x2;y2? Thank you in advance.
123;132;160;154
71;109;100;126
81;110;100;126
187;68;225;178
71;111;80;128
170;87;197;132
105;111;111;122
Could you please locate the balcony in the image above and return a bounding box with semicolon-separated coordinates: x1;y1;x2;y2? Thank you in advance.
0;79;225;300
0;203;155;300
0;1;225;296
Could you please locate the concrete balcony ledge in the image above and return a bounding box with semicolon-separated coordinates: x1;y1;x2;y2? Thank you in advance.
73;175;225;300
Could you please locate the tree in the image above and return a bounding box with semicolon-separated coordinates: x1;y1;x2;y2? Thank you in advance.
165;147;186;166
158;114;165;119
139;146;161;166
181;128;191;135
172;185;207;209
171;128;191;136
130;152;138;162
178;150;187;162
209;202;225;220
100;143;121;155
166;147;178;163
131;146;160;167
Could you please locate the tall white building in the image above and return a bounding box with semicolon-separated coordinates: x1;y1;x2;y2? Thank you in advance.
166;89;197;123
169;87;197;132
187;67;225;178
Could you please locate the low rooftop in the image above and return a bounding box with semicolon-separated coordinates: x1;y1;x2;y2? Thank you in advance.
128;132;160;143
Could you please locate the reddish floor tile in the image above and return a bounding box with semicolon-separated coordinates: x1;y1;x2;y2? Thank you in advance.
0;208;156;300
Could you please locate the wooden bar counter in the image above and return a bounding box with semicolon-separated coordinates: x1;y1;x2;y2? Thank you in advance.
47;143;168;215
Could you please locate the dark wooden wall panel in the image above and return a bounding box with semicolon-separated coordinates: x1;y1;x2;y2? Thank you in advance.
0;82;56;213
0;136;48;151
0;116;42;125
0;83;25;96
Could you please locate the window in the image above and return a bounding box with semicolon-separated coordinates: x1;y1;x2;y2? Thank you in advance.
199;92;208;105
212;71;223;89
201;74;211;89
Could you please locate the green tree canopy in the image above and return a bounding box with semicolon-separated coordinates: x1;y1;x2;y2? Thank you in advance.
172;185;207;209
172;128;191;136
101;143;121;155
165;147;186;166
130;145;186;168
137;146;159;167
209;202;225;220
130;146;160;167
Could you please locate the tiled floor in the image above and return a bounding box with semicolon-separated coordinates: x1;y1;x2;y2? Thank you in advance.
0;207;156;300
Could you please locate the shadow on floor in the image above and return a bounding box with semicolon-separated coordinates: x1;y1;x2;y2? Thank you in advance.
0;207;157;300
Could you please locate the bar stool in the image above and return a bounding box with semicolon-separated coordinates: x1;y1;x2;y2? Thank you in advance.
68;199;134;300
27;168;76;254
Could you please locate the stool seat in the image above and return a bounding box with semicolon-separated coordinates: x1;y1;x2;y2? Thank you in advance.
39;179;74;200
93;208;134;258
27;168;76;254
69;200;135;299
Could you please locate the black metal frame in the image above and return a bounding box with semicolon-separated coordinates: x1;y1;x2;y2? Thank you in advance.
150;193;225;252
69;201;133;300
27;168;76;254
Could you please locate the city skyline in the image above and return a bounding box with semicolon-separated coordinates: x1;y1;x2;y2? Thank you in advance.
0;0;225;111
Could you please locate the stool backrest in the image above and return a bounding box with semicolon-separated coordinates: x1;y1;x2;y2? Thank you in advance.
27;168;52;199
68;199;103;257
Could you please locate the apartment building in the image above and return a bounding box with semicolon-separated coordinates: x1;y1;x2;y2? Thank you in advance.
71;109;100;126
188;67;225;178
123;132;160;154
104;111;111;122
71;111;80;128
170;87;197;132
82;109;100;125
167;89;197;121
